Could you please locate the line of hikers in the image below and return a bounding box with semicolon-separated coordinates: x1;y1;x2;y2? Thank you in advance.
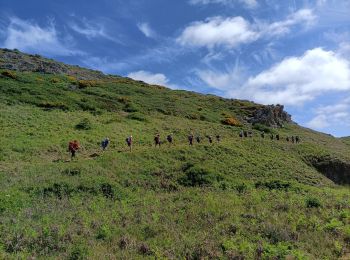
68;131;300;159
239;130;300;143
153;133;221;147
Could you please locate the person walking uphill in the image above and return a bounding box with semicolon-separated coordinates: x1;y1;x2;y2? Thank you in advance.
126;135;133;152
154;134;161;147
68;140;80;159
101;137;110;151
167;134;174;145
188;134;194;146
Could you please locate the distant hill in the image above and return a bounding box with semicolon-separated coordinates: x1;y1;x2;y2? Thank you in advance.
0;48;350;259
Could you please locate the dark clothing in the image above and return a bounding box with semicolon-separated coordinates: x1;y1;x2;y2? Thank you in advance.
276;134;280;141
154;135;161;146
244;131;248;138
239;131;243;138
188;135;194;146
101;139;109;150
196;136;201;143
216;135;221;142
167;135;173;144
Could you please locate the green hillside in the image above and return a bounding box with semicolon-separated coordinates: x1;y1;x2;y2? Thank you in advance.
1;50;350;259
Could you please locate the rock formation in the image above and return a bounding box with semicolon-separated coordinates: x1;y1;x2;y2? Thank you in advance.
248;104;292;128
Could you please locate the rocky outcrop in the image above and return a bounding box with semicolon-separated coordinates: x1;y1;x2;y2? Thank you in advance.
248;104;292;128
308;155;350;185
0;48;106;80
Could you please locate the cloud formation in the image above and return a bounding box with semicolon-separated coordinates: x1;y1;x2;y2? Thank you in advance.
177;9;316;49
197;48;350;106
177;16;258;48
127;70;169;86
307;98;350;130
137;23;157;39
241;48;350;105
1;17;80;56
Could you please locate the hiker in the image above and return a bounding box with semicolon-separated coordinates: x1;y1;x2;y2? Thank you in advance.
291;136;295;143
296;136;300;143
261;132;265;139
244;131;248;138
167;134;173;145
216;135;221;142
270;134;274;140
68;140;80;159
188;134;194;146
196;135;201;143
286;136;290;142
239;131;243;139
276;134;280;141
126;135;133;151
207;135;213;144
101;137;110;151
154;134;161;147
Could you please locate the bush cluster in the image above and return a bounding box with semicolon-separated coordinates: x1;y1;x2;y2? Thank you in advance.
221;117;242;127
1;70;17;79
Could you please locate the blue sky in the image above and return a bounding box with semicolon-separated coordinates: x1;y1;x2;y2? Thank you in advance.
0;0;349;137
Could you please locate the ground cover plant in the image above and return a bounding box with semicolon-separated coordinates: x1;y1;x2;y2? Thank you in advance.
1;55;350;259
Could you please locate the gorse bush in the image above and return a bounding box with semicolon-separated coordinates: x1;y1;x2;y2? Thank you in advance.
221;117;242;127
78;80;100;89
1;70;17;79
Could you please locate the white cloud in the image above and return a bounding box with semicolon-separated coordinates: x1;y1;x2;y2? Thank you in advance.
307;99;350;130
177;16;258;48
1;17;81;56
177;9;316;49
260;9;316;37
69;19;122;44
137;23;157;39
240;48;350;105
189;0;258;9
197;48;350;106
127;70;169;86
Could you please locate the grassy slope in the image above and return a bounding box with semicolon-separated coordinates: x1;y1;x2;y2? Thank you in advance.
1;70;350;259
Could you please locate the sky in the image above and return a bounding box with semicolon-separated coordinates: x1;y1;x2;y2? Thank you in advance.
0;0;349;137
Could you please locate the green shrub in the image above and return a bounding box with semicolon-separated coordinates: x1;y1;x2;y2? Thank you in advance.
124;102;139;112
253;123;273;133
127;112;147;122
306;197;322;208
235;183;248;194
75;118;92;130
69;243;88;260
96;225;112;241
324;218;343;233
38;101;69;111
178;165;215;187
255;180;291;191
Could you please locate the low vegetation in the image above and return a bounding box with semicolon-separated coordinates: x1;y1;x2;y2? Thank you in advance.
1;63;350;259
